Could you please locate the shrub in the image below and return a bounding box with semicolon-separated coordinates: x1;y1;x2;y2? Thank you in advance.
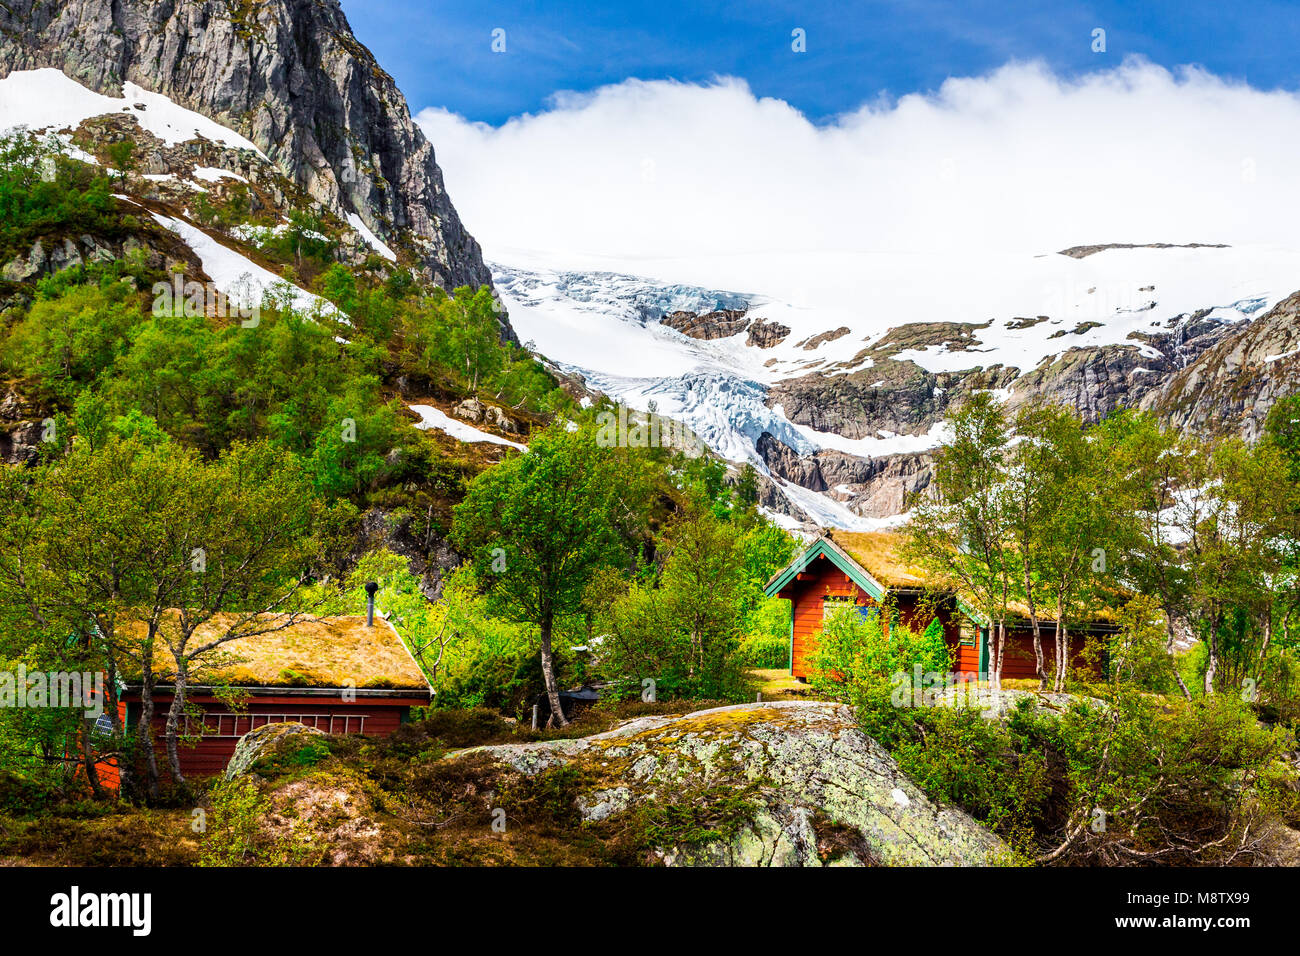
736;632;789;669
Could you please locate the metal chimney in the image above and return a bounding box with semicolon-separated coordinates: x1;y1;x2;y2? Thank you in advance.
364;581;379;626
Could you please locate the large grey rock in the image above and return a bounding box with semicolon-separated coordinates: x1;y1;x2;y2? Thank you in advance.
225;721;325;780
449;701;1009;866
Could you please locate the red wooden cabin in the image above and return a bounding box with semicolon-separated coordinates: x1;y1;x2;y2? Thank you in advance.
765;531;1114;682
102;612;432;786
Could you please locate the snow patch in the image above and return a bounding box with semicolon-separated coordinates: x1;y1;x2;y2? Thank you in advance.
0;68;266;156
149;213;338;320
410;405;527;451
347;213;397;262
192;166;248;184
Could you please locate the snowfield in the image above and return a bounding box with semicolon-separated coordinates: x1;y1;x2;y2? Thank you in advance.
493;241;1300;528
410;405;527;451
0;68;265;155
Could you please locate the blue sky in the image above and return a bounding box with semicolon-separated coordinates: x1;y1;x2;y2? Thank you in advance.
340;0;1300;124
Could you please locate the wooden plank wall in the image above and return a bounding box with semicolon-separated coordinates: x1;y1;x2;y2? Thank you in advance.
97;694;415;785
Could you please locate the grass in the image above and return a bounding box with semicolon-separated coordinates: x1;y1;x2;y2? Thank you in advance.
747;668;823;701
118;612;429;689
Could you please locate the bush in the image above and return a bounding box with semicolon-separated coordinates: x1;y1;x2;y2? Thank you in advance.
736;632;789;669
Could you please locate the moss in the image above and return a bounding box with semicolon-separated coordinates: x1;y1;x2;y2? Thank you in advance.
0;807;199;866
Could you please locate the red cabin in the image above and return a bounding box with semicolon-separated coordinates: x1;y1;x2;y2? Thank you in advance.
102;612;432;785
764;531;1114;682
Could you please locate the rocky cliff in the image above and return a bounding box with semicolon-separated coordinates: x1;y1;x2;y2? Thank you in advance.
0;0;492;292
1143;290;1300;440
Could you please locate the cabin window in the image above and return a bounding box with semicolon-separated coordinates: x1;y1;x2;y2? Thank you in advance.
959;621;977;647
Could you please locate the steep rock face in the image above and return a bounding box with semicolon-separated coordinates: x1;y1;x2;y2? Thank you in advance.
770;359;1012;439
0;0;492;293
1011;311;1248;424
451;702;1008;866
660;308;750;340
1143;290;1300;440
757;433;932;518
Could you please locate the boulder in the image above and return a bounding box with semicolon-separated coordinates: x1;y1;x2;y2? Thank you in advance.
449;701;1008;866
484;404;518;434
452;398;485;423
2;240;46;282
225;721;326;780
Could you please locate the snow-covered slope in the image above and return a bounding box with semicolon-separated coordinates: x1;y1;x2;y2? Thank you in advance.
495;242;1300;528
0;68;264;153
0;68;411;287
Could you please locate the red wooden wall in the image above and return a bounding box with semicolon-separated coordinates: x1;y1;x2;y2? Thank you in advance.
777;552;1099;681
780;553;964;680
102;692;418;785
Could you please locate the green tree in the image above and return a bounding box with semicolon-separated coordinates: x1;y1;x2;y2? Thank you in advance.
906;392;1015;689
0;438;340;800
450;424;634;725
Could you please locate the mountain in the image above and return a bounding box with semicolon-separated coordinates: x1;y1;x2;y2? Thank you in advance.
495;244;1300;529
0;0;493;295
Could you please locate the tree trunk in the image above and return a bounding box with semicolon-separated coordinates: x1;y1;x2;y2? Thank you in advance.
164;664;189;793
1162;603;1194;700
1024;565;1047;690
991;620;1006;692
539;610;568;728
137;664;161;802
1054;621;1070;692
1204;628;1219;696
79;717;106;800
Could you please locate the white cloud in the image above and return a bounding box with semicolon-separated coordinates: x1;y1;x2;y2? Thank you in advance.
416;57;1300;284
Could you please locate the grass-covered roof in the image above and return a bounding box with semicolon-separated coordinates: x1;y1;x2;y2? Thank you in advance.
119;613;430;690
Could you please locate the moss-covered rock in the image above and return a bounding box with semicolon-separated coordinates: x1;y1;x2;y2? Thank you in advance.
448;701;1008;866
224;721;328;780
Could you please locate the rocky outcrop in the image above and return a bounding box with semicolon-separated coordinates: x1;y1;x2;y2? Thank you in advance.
354;507;460;600
796;327;851;350
449;701;1008;866
1143;290;1300;440
225;721;326;780
757;432;933;517
1011;309;1247;424
660;308;750;340
0;0;494;296
746;318;791;349
1058;242;1229;259
771;359;1012;439
1;232;189;287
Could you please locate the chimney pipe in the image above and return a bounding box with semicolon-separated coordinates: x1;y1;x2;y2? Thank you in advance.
364;581;379;626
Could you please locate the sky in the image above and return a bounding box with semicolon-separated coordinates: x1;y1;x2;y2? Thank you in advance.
338;1;1300;288
340;0;1300;125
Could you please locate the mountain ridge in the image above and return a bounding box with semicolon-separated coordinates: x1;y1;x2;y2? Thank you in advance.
0;0;493;294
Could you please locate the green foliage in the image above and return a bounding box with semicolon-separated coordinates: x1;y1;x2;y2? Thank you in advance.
2;280;143;405
0;133;121;260
735;631;790;669
811;607;952;700
597;506;752;701
198;776;312;866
